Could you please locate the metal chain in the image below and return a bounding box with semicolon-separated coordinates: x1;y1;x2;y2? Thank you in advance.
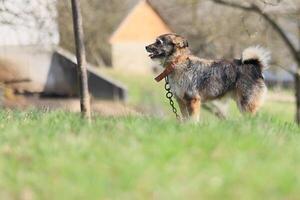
164;76;180;120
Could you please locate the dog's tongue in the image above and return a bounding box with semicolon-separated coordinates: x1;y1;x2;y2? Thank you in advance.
154;63;176;82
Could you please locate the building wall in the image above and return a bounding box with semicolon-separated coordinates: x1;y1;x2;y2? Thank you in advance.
112;42;157;73
0;46;54;92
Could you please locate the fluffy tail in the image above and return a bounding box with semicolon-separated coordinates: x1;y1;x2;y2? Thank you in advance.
241;46;271;70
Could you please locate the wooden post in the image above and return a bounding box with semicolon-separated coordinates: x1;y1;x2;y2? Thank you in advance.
295;73;300;124
296;21;300;125
71;0;91;121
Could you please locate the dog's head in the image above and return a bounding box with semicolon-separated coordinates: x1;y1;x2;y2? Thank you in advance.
145;33;189;60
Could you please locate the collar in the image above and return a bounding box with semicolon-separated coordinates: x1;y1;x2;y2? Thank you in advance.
154;62;176;82
155;57;181;82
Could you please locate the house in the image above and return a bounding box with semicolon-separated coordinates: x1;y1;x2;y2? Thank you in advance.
109;0;172;73
0;46;127;102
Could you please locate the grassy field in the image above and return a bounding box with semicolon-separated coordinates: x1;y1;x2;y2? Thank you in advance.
0;110;299;200
0;70;299;199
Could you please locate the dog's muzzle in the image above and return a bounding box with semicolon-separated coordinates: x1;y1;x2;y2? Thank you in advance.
145;45;164;59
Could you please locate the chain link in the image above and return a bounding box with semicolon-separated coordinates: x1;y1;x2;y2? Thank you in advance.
164;76;181;120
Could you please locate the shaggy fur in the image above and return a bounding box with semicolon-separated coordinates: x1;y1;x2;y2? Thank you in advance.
146;33;270;122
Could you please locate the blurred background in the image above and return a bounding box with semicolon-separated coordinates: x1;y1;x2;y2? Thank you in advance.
0;0;299;122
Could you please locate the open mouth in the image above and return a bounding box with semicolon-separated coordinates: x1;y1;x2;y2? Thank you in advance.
146;45;165;59
148;51;164;59
149;53;156;59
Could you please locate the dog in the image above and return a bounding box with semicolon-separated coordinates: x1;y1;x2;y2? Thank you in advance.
145;33;270;122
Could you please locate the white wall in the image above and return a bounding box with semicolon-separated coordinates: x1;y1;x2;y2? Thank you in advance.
0;46;54;92
112;42;158;73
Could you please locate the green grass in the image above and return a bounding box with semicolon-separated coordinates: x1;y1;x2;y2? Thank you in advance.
0;70;298;199
0;109;299;200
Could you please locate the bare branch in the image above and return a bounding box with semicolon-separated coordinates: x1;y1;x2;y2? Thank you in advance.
212;0;256;12
260;0;282;6
212;0;300;64
276;65;296;76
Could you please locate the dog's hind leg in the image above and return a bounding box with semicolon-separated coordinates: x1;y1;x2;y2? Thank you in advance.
236;82;267;114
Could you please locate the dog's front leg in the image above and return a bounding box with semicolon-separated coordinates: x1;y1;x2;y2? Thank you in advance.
186;97;201;122
176;98;189;120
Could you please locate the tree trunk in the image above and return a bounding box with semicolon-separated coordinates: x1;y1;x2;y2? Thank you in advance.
71;0;91;121
295;72;300;125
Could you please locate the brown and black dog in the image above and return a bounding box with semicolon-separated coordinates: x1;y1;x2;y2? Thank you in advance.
146;33;270;122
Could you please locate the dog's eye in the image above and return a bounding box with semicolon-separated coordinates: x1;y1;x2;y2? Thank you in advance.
156;39;163;45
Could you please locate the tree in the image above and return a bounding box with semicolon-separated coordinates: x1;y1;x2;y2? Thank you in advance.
71;0;91;121
0;0;58;45
210;0;300;124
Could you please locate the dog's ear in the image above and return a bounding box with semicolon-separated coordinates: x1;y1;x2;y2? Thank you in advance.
174;36;189;48
180;38;189;48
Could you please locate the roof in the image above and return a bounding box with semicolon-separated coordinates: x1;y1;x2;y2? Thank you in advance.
55;48;128;92
109;0;172;43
